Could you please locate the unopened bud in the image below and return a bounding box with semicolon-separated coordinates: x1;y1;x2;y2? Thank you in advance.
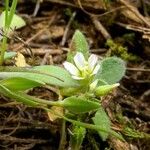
95;83;120;96
89;79;98;91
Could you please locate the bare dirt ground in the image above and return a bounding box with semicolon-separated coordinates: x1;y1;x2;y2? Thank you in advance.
0;0;150;149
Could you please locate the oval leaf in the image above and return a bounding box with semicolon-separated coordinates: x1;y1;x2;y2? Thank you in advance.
67;30;89;62
92;107;111;141
61;96;100;114
96;57;126;84
0;77;44;91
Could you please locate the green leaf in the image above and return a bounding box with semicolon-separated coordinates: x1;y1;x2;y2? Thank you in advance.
4;52;16;60
0;11;26;30
61;96;100;114
33;65;79;87
0;66;78;87
0;72;65;87
92;107;111;141
0;84;39;106
96;57;126;84
67;30;89;62
0;77;44;91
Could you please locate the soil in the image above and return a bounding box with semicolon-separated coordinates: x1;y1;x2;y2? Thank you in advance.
0;0;150;150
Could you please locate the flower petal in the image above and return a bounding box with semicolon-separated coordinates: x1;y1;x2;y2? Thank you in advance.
88;54;98;70
63;61;79;76
74;52;85;70
93;64;100;75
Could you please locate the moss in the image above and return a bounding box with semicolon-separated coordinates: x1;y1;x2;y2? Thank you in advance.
106;39;139;61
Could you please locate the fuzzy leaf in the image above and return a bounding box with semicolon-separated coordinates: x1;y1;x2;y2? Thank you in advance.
0;66;78;87
61;96;100;114
96;57;126;84
68;30;89;62
92;107;111;141
33;65;79;87
0;77;44;91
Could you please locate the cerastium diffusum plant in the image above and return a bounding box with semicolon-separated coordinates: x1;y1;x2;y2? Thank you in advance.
0;29;127;149
0;0;25;65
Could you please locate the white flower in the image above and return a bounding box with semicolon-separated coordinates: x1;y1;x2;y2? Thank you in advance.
63;52;100;80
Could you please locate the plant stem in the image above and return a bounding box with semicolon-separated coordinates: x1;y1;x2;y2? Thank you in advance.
7;0;18;27
0;0;9;65
5;0;9;28
0;36;7;65
58;120;66;150
0;0;18;65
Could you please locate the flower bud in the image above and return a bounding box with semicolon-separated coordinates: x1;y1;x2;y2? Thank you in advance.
89;79;98;91
95;83;120;96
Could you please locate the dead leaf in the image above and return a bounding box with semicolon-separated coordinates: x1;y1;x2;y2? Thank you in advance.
47;106;64;121
50;26;64;39
122;9;143;24
15;52;29;67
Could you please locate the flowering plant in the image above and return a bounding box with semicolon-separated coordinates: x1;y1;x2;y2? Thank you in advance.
0;30;126;149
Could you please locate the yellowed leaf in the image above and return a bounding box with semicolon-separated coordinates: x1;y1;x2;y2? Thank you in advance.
15;52;28;67
47;106;64;121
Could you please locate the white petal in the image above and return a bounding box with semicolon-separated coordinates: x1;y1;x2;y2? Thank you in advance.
93;64;100;75
88;54;98;70
74;52;85;70
72;75;84;80
63;61;79;76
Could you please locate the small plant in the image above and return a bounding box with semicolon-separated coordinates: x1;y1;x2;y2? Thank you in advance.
0;0;26;65
0;30;127;149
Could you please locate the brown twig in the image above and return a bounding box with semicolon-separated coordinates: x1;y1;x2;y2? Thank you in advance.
127;67;150;72
32;0;41;17
20;48;62;56
0;135;50;144
91;16;111;40
60;12;76;46
14;12;57;52
119;0;150;27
